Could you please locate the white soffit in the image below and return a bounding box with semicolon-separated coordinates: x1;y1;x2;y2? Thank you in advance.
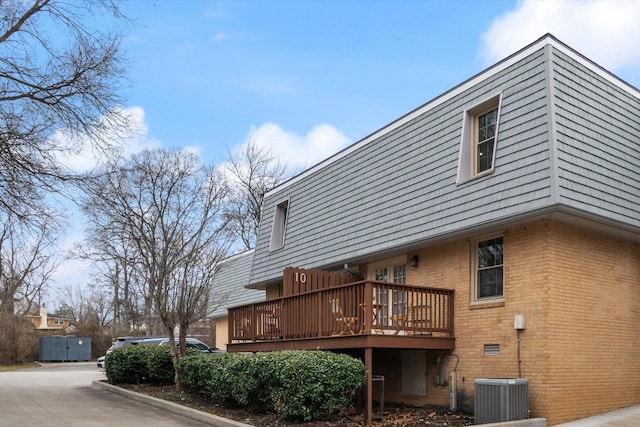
267;34;640;196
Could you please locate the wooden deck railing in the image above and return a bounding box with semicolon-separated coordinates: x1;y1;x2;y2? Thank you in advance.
228;281;454;342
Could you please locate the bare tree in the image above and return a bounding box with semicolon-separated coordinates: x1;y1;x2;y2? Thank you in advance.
80;148;231;382
55;283;111;325
0;212;60;364
0;212;60;316
0;0;131;225
74;233;145;335
225;140;287;249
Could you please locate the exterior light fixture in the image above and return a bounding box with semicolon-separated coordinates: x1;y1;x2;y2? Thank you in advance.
411;255;419;267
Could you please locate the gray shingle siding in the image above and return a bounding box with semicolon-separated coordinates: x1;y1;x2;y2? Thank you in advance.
250;39;640;287
209;250;263;318
552;49;640;226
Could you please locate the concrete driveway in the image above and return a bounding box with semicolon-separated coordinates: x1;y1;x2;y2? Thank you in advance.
0;362;218;426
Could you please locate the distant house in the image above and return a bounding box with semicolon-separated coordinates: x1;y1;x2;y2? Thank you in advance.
225;34;640;425
208;250;265;350
26;305;72;331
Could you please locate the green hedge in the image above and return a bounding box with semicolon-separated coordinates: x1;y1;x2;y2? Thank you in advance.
270;351;366;421
104;345;175;385
177;350;366;421
106;347;366;421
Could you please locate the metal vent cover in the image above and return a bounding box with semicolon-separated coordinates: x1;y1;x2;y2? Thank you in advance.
483;344;500;355
474;378;529;424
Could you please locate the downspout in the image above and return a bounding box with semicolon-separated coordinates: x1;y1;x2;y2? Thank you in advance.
437;354;460;411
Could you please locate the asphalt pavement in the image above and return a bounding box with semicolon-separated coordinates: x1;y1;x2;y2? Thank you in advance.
0;361;239;426
1;362;638;426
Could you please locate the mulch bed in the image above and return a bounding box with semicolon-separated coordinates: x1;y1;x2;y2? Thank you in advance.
119;383;474;426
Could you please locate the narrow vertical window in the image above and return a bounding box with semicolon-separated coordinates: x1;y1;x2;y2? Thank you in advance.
374;267;387;306
475;237;504;300
269;199;289;251
456;93;502;184
476;107;498;173
392;264;406;284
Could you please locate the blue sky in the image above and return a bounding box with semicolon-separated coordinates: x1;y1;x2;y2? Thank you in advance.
114;0;640;171
119;0;507;165
51;0;640;294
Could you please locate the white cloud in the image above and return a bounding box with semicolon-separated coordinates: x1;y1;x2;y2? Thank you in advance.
53;106;160;173
246;123;351;170
480;0;640;71
47;106;161;300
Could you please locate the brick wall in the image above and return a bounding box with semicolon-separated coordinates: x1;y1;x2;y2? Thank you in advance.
543;221;640;424
375;219;639;424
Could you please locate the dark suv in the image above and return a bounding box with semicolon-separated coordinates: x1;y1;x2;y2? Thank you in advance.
97;336;165;368
136;337;223;353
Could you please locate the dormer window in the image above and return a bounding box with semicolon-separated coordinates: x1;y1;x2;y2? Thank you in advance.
457;94;502;183
476;107;498;173
269;199;289;251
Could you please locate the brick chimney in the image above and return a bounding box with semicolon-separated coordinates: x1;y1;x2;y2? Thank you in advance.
39;304;48;329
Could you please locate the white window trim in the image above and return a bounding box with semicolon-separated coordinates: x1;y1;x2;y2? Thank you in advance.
269;198;290;251
457;93;503;184
367;255;408;281
471;235;505;304
367;256;408;328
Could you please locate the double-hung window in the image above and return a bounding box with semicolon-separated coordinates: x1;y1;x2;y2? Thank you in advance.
476;107;498;173
457;94;502;183
269;199;289;251
474;237;504;301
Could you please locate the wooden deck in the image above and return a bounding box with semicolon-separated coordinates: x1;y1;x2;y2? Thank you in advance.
227;280;455;352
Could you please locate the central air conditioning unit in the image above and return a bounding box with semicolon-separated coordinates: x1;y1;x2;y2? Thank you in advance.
474;378;529;424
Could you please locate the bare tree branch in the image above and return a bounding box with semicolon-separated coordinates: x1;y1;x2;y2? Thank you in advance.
0;0;132;225
79;148;232;384
225;139;287;249
0;211;61;316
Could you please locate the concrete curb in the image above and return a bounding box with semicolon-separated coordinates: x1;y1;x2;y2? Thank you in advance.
92;380;253;427
93;380;548;427
482;419;547;427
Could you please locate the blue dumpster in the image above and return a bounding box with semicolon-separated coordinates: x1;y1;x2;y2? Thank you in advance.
39;336;91;362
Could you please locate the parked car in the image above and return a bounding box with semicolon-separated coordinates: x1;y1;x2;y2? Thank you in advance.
97;336;164;368
137;337;223;353
97;336;223;368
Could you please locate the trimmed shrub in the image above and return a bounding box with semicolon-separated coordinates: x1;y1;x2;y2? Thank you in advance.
145;346;174;384
105;345;174;385
177;352;229;395
112;347;366;422
105;345;149;384
176;350;366;421
227;352;278;411
185;352;239;405
270;351;366;421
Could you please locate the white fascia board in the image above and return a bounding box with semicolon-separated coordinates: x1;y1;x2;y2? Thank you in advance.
265;34;640;197
220;248;255;264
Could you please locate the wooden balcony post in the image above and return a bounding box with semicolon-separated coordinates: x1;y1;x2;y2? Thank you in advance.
364;281;373;333
449;292;454;335
365;346;373;425
250;305;257;342
316;292;323;338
